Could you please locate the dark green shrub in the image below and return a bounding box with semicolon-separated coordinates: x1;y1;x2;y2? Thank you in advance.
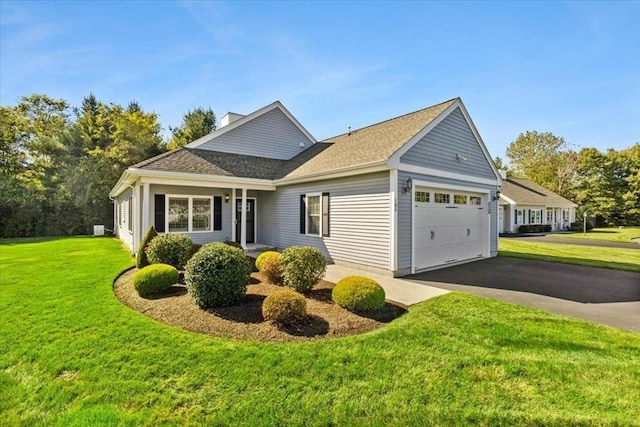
185;242;250;308
256;251;283;285
518;224;552;233
190;243;202;258
332;275;386;312
262;289;307;325
224;240;243;249
281;246;326;292
569;221;594;232
147;233;193;270
133;264;178;297
136;226;158;269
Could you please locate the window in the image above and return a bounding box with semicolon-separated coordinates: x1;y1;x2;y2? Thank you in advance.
546;209;554;224
306;194;321;235
434;193;450;204
454;194;467;205
515;209;525;224
300;193;330;237
127;197;132;232
470;196;482;205
415;191;430;203
166;196;216;233
529;209;543;224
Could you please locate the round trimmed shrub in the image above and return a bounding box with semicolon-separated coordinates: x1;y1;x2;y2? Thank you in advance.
262;289;307;325
281;246;326;292
147;233;193;270
133;264;179;297
136;226;158;269
256;251;283;285
185;242;250;308
332;276;386;312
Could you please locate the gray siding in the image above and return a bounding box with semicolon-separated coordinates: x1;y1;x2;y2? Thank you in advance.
114;188;134;251
396;170;499;270
198;108;312;160
400;107;496;180
148;185;235;245
258;172;391;270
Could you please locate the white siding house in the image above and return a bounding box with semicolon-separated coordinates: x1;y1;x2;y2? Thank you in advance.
111;98;502;276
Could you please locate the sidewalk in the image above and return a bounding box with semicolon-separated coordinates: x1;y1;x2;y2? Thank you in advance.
324;264;449;306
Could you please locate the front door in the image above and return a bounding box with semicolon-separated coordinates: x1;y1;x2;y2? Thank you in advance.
235;199;255;244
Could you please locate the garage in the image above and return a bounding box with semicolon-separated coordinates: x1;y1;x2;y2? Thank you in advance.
413;186;487;271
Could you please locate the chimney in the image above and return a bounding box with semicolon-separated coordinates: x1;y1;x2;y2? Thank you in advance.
221;112;244;127
498;169;507;179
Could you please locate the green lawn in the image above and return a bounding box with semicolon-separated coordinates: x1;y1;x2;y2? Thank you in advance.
552;227;640;243
2;237;639;426
499;238;640;272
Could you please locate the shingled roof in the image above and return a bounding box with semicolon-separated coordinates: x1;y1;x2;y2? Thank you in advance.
501;177;577;207
283;98;457;178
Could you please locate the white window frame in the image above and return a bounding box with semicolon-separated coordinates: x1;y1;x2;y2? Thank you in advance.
305;193;322;236
530;209;543;225
166;195;213;233
515;209;525;225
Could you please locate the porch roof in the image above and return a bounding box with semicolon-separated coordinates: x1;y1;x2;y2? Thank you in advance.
500;178;577;208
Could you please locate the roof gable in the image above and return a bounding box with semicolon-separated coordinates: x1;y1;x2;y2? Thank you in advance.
186;101;316;160
500;177;577;207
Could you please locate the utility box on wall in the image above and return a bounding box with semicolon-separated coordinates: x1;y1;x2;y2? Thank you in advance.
93;225;105;236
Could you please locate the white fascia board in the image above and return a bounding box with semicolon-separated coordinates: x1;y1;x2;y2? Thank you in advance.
412;178;491;195
394;163;500;186
274;162;388;187
186;101;316;149
131;168;276;191
500;194;517;205
109;170;137;198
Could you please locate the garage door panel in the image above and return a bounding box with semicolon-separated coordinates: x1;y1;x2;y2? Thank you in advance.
414;187;486;270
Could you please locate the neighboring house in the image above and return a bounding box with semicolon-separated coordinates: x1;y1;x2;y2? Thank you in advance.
498;171;577;233
110;98;502;277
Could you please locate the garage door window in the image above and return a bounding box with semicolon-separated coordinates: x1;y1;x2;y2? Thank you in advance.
434;193;450;204
415;191;430;202
454;194;467;205
470;196;482;205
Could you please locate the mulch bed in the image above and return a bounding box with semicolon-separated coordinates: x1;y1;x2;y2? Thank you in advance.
113;269;407;343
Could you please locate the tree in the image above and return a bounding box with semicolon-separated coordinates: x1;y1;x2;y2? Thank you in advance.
505;130;578;199
168;107;216;150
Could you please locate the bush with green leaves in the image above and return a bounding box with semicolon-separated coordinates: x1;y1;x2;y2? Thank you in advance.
332;275;386;312
133;263;178;297
281;246;326;292
262;289;307;325
256;251;283;285
146;233;193;270
185;242;250;308
136;226;158;269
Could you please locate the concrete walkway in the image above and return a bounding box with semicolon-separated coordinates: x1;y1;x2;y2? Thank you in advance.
324;264;449;306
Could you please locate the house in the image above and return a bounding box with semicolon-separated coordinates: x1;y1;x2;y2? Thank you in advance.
110;98;502;277
498;171;577;233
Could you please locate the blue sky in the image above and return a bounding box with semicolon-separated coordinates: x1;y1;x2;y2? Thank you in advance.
1;1;638;159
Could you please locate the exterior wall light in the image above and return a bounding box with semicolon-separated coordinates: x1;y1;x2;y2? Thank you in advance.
225;194;230;203
402;177;413;194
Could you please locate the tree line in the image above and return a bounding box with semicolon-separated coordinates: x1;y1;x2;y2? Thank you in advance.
498;131;639;226
0;94;215;238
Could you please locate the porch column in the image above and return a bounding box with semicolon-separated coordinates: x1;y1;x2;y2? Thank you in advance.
133;183;141;252
141;183;150;234
240;188;247;249
231;188;237;242
509;205;515;233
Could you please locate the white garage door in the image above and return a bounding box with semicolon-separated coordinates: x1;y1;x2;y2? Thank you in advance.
414;187;486;270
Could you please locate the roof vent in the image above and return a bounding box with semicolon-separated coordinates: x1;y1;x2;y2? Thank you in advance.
221;112;244;127
347;125;351;136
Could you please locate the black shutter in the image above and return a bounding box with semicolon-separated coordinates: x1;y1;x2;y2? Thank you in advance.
300;194;306;234
154;194;165;232
322;193;330;237
214;196;222;231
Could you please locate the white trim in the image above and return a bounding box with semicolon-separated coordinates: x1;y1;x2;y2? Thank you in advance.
133;169;276;191
275;163;388;186
165;194;215;234
304;192;322;237
499;194;517;205
389;169;398;272
231;188;237;242
186;101;317;149
240;189;247;248
142;183;150;234
410;179;491;274
133;184;141;252
394;163;500;186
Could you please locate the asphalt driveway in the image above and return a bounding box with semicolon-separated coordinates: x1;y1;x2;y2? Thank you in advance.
409;257;640;332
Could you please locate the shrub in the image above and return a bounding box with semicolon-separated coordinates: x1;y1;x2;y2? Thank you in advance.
262;289;307;325
332;276;386;312
185;242;250;308
569;221;594;232
256;251;283;285
136;226;158;269
147;233;193;270
133;264;178;297
224;240;243;249
518;224;552;233
281;246;326;292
